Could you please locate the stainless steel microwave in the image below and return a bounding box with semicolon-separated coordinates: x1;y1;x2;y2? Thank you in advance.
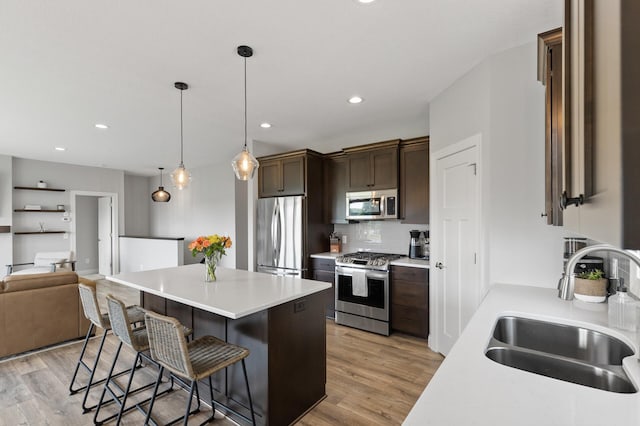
345;189;397;220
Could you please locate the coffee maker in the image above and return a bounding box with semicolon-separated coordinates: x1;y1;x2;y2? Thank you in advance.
409;230;425;259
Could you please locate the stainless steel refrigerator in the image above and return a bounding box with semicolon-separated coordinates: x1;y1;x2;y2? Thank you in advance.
257;196;304;277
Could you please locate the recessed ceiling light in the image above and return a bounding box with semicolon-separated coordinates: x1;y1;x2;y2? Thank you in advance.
55;147;66;151
260;122;272;128
357;0;376;3
348;96;364;104
95;123;109;129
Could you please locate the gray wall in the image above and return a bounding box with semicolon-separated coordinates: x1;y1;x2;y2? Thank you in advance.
124;174;151;236
430;41;568;291
0;155;12;275
149;160;237;268
11;157;125;266
75;196;99;274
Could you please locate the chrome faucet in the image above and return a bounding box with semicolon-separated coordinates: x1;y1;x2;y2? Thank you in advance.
558;243;640;300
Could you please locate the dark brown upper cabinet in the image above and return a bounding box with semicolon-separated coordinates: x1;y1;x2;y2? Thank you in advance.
399;137;429;224
324;152;348;224
537;28;564;226
343;140;399;191
258;151;309;197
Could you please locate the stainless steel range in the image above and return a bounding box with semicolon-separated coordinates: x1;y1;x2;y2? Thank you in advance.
334;252;403;335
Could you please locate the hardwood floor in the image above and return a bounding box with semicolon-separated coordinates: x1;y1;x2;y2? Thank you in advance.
298;322;443;425
0;278;443;425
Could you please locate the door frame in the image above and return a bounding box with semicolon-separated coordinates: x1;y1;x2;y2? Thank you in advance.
70;191;119;275
429;134;483;354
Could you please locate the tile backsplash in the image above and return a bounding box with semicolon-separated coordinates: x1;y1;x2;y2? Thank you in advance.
333;221;428;255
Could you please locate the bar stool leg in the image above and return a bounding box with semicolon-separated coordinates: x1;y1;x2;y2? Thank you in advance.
94;341;123;425
241;359;256;426
115;352;142;425
69;323;95;394
144;366;165;426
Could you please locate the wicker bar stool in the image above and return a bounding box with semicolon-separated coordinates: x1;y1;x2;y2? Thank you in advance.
93;295;193;426
70;283;146;413
144;311;256;426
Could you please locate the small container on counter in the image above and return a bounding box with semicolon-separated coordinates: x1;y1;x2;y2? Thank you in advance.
329;233;341;253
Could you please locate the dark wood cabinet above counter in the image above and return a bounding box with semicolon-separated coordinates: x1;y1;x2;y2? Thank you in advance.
343;140;399;191
258;136;429;225
400;136;429;224
257;149;323;198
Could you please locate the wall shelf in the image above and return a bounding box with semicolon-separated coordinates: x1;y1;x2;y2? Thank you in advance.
14;231;66;235
0;226;10;233
14;209;66;213
14;186;66;192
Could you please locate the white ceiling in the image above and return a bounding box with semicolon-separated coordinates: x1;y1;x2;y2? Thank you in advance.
0;0;561;176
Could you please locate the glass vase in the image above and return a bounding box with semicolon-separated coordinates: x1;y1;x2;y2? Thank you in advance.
204;254;219;282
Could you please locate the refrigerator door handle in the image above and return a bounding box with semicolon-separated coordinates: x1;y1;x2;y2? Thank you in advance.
275;201;283;265
271;200;279;265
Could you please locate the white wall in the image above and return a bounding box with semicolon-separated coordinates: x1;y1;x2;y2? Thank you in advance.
430;42;568;290
124;174;151;236
0;155;12;276
11;157;125;265
149;160;237;268
75;195;99;274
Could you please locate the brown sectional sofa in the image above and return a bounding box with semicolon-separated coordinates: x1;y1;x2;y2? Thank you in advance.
0;271;92;358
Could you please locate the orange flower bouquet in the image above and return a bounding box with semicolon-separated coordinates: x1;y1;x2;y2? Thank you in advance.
188;234;232;281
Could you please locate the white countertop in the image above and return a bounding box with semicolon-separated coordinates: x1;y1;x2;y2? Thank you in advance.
310;252;429;269
404;284;640;426
107;264;331;319
390;257;429;269
310;252;341;259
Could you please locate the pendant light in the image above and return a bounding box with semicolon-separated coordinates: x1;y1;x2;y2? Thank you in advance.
151;167;171;202
171;82;191;189
231;45;260;181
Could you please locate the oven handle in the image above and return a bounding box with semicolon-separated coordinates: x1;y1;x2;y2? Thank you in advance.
336;266;388;280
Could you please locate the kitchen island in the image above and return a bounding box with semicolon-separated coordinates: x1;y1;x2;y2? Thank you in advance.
108;264;332;426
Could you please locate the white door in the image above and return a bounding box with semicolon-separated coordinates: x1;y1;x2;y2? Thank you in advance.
431;142;479;355
98;197;112;275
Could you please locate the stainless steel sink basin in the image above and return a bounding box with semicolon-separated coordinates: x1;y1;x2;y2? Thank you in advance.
486;316;637;394
486;347;637;394
492;316;634;365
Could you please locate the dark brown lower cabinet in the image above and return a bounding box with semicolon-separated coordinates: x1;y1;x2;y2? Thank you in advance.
310;257;336;319
390;266;429;339
141;290;327;426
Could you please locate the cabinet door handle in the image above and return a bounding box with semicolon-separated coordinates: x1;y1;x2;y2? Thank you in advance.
560;191;584;210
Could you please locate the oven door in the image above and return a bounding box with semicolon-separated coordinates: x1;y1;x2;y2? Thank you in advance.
335;266;388;322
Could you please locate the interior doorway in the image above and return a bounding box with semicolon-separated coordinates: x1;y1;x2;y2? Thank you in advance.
430;135;481;355
70;191;118;276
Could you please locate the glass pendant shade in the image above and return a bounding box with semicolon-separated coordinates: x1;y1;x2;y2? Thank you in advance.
231;147;259;181
152;168;171;202
171;163;191;190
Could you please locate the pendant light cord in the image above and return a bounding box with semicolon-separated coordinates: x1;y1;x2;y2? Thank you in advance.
180;89;184;166
244;56;248;151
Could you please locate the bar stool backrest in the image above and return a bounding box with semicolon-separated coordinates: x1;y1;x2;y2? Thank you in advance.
144;311;195;380
78;283;108;329
106;294;144;351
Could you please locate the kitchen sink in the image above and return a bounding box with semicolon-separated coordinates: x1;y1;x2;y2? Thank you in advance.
486;316;637;394
492;316;634;365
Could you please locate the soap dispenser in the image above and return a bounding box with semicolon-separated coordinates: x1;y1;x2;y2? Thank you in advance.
607;259;638;331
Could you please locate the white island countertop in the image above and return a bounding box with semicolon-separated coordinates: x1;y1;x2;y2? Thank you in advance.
404;284;640;426
108;264;331;319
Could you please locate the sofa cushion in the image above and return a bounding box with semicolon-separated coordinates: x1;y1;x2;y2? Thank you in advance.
3;271;79;293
